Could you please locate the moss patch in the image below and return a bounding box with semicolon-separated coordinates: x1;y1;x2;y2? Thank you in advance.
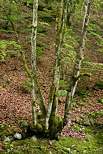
54;134;103;154
2;128;103;154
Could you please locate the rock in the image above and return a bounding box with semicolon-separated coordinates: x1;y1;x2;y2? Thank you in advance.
49;140;55;145
14;133;22;139
31;135;37;142
4;137;11;142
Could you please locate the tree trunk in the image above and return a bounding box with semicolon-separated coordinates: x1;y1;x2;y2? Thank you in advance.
46;0;68;130
31;0;47;124
64;0;91;126
31;0;38;125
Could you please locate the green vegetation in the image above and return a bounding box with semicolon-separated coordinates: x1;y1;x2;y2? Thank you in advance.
37;42;45;56
54;132;103;154
38;11;54;23
94;80;103;90
99;99;103;104
19;79;32;93
1;126;103;153
0;0;103;153
0;40;20;63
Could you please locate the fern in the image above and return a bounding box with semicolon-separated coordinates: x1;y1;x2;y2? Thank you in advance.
0;40;21;62
39;21;51;27
58;90;67;97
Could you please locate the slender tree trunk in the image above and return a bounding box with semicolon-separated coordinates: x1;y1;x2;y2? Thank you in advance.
45;0;68;130
52;0;68;116
15;0;46;122
31;0;38;125
31;0;47;125
64;0;91;125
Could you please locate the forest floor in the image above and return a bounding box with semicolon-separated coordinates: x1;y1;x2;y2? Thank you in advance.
0;3;103;153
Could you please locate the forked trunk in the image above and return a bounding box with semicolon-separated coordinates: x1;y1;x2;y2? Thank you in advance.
46;0;68;130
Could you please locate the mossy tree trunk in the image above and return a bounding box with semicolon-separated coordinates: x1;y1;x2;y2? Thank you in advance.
64;0;91;125
18;0;90;139
45;0;68;131
31;0;47;125
31;0;38;126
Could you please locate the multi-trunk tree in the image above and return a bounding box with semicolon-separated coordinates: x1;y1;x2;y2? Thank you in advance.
29;0;68;138
0;0;91;139
26;0;91;139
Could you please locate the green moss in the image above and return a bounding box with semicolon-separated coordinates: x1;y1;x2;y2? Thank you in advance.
49;116;63;139
37;112;44;119
3;144;11;150
36;123;43;133
10;138;50;153
10;129;21;136
30;123;43;134
54;134;103;154
0;124;9;132
1;130;10;140
1;125;103;154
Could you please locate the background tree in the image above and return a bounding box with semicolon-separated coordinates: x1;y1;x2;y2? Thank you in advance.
64;0;91;125
0;0;22;31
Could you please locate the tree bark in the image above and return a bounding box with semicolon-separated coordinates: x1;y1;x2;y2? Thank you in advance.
46;0;68;130
31;0;47;124
31;0;38;125
64;0;91;126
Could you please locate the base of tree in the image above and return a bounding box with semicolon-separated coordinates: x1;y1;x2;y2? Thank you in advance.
21;116;64;140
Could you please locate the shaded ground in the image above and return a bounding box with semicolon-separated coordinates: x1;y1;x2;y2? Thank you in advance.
0;2;103;153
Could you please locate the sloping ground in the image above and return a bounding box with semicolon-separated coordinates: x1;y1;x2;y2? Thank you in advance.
0;24;55;124
0;22;103;134
0;3;103;153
